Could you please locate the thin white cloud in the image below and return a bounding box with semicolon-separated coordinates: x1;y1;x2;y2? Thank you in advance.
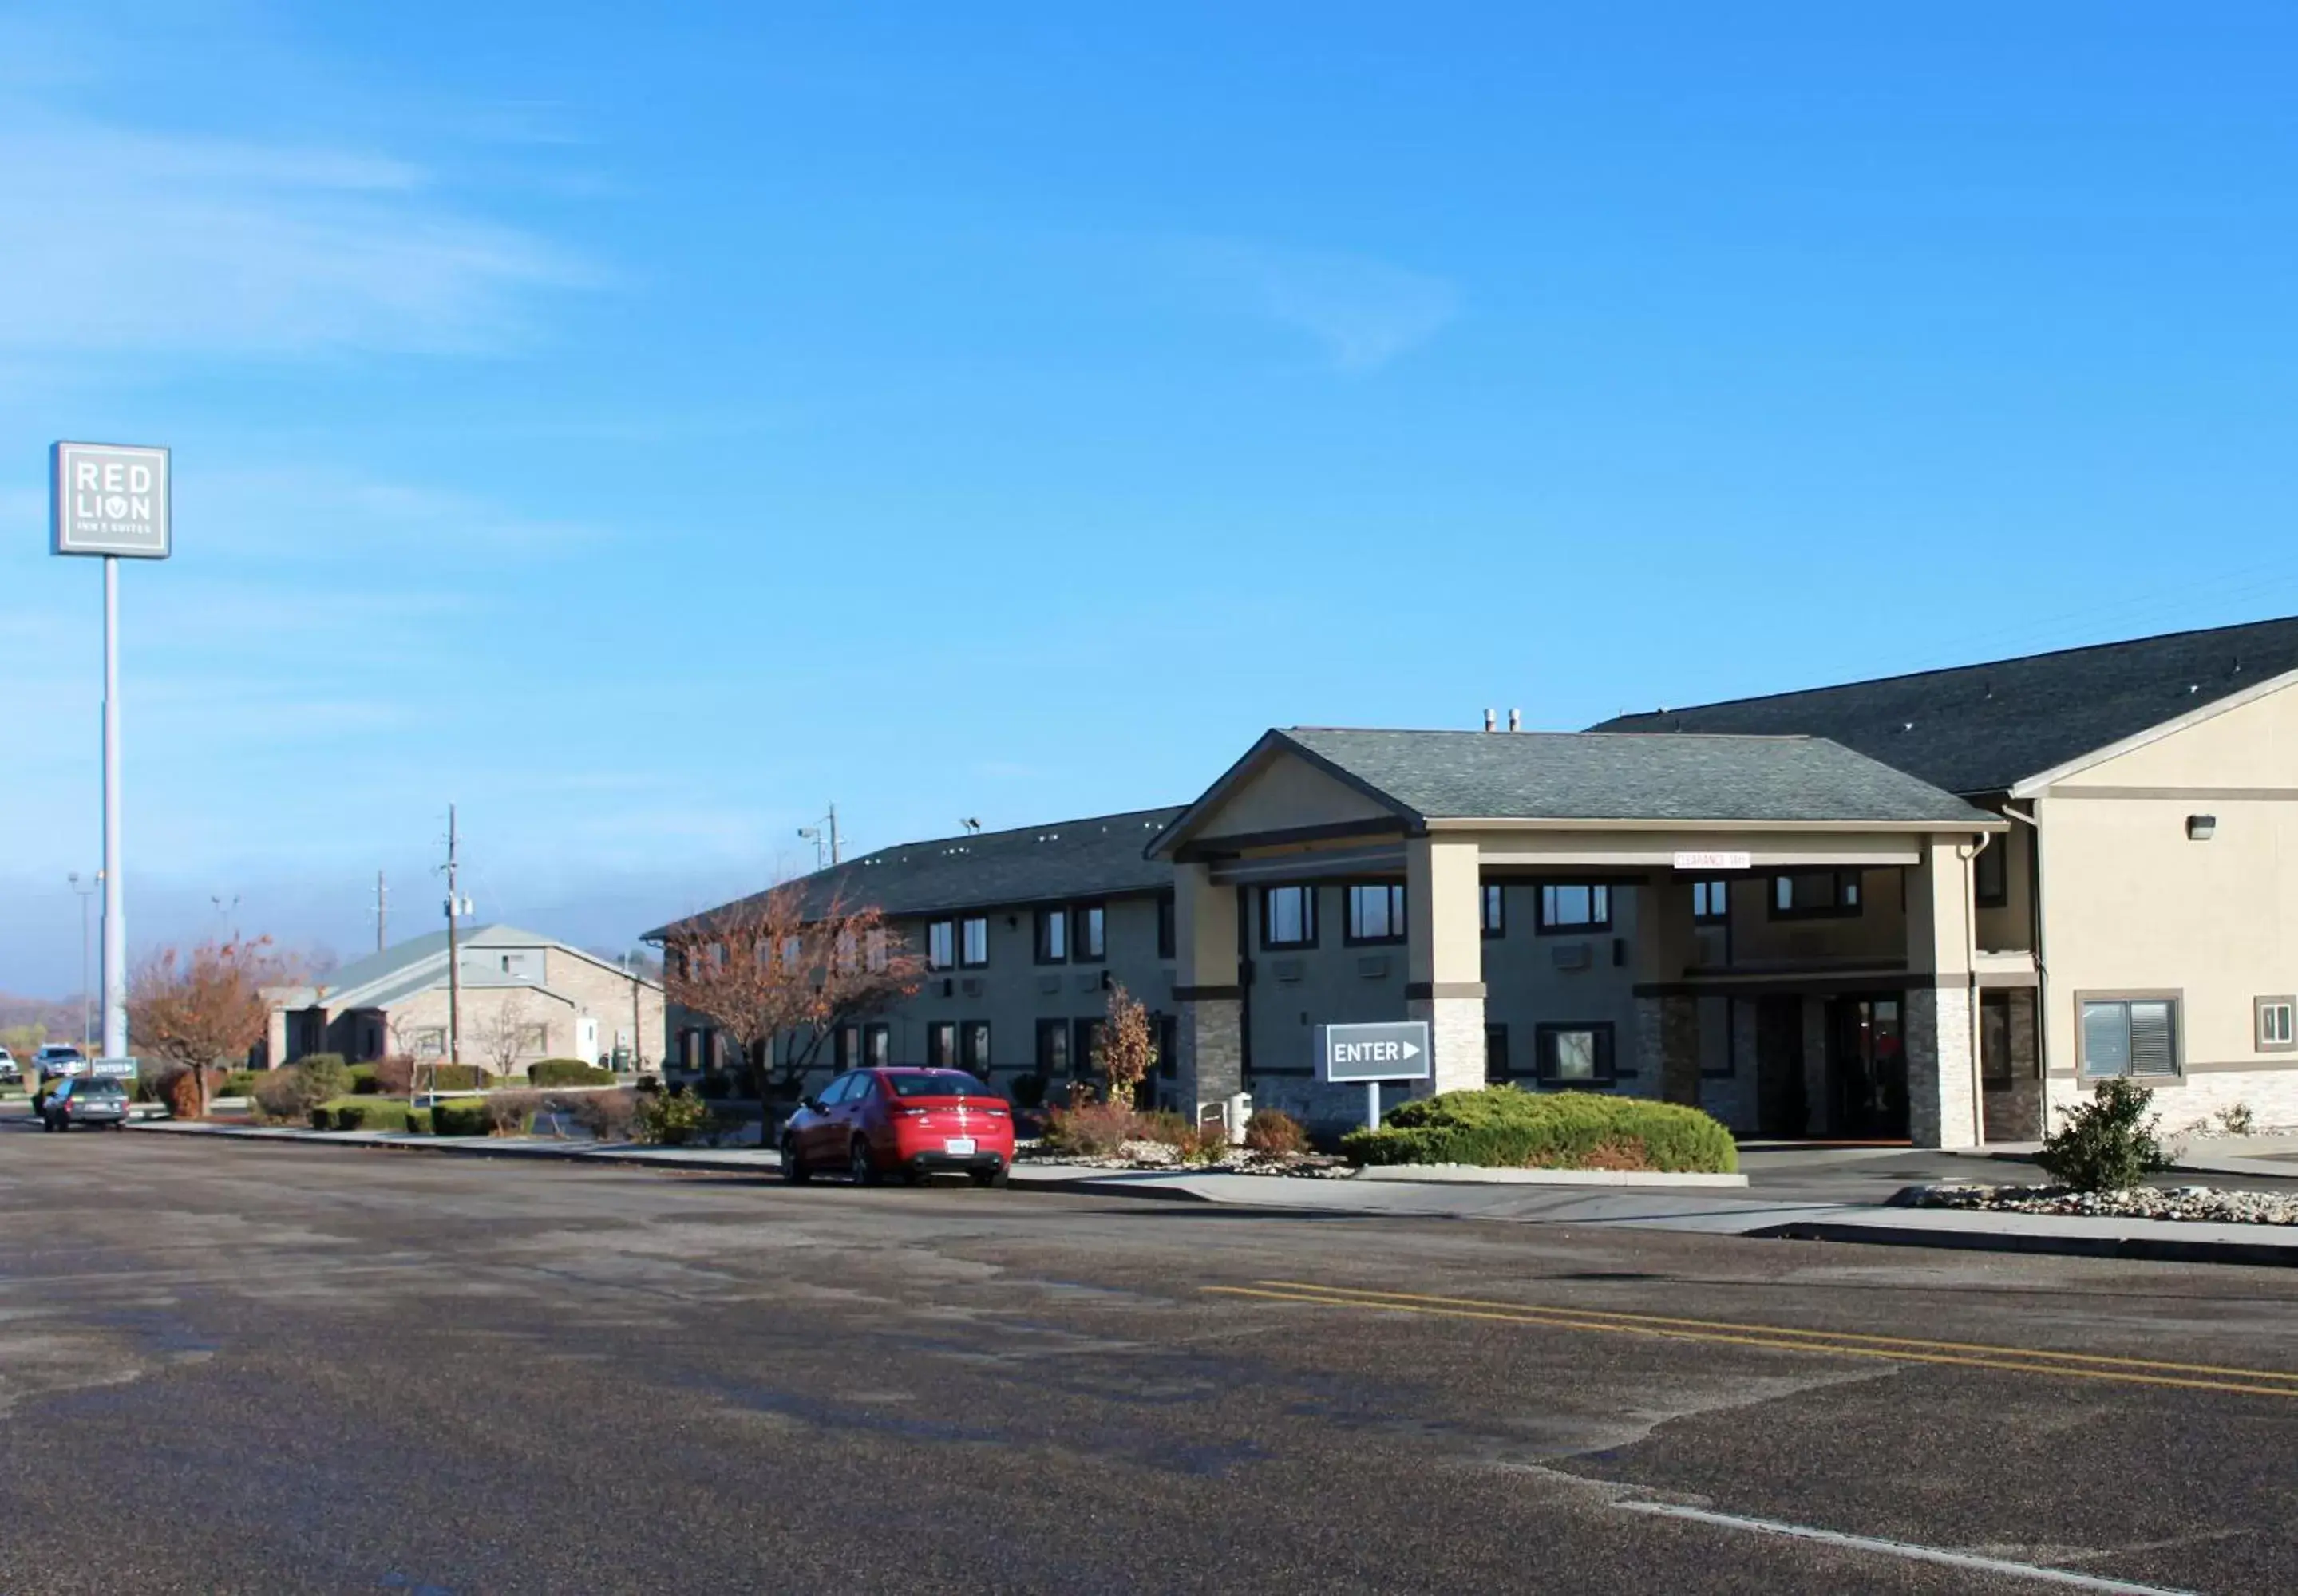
1172;239;1461;372
0;113;591;358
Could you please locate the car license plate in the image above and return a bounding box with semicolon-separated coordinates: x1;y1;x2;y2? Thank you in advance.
944;1137;976;1156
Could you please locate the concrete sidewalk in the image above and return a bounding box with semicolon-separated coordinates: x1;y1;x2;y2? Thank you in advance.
121;1120;2298;1266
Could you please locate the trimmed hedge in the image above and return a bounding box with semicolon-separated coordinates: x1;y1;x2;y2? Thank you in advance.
310;1096;417;1132
424;1064;493;1092
429;1097;493;1136
346;1064;381;1095
528;1059;614;1088
1342;1087;1738;1174
220;1069;266;1099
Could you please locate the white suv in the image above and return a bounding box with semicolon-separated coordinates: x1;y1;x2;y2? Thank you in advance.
31;1045;88;1080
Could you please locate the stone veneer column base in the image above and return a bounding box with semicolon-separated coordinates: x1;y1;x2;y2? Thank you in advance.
1633;994;1701;1105
1907;983;1977;1150
1180;998;1244;1116
1407;994;1486;1098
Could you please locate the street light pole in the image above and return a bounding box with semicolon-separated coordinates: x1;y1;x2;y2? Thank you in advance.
68;871;97;1050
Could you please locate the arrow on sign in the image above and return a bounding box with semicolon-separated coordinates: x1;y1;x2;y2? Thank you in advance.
1402;1043;1422;1061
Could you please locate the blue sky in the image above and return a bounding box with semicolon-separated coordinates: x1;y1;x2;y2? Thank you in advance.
6;2;2298;994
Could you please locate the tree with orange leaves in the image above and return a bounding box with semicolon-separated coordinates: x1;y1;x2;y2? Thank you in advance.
127;938;289;1117
663;884;923;1103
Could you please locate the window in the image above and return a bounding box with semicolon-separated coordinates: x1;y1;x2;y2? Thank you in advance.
1157;893;1177;960
1261;885;1317;949
926;920;956;971
411;1027;446;1058
1770;870;1862;919
926;1021;956;1069
864;1023;891;1068
520;1023;549;1054
864;930;890;972
1156;1013;1177;1080
2080;997;2179;1079
1073;1018;1105;1079
1537;883;1611;934
1975;839;2008;908
1537;1022;1616;1088
961;1021;991;1075
959;916;989;968
1481;883;1505;938
2258;996;2296;1053
1035;907;1068;964
1074;903;1107;962
886;1070;1003;1099
1345;882;1406;944
1691;879;1730;924
1035;1017;1070;1077
1485;1024;1509;1084
1980;990;2013;1084
834;1026;858;1069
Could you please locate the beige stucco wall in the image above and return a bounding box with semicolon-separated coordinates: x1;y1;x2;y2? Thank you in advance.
351;948;662;1073
2037;679;2298;1128
1189;753;1394;842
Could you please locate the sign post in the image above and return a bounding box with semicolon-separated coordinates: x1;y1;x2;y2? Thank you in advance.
1316;1019;1433;1132
51;443;171;1062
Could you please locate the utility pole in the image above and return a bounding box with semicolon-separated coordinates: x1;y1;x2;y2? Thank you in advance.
800;804;844;870
445;804;464;1077
829;802;841;865
375;870;388;953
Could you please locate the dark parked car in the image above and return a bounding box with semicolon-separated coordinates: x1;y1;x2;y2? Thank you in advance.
780;1068;1014;1187
41;1076;129;1132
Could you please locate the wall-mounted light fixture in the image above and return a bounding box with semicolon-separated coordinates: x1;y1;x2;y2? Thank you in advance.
2187;814;2217;841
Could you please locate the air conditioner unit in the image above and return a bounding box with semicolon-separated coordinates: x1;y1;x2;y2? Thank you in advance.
960;978;983;998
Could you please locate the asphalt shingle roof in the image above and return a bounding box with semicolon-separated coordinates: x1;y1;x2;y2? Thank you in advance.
1586;616;2298;796
646;808;1188;938
1279;728;1993;826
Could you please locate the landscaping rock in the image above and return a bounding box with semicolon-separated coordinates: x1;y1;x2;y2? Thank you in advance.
1907;1183;2298;1227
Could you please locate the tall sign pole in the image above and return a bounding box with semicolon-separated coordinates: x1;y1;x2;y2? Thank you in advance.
51;443;170;1067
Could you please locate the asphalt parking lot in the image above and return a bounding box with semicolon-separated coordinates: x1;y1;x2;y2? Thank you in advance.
3;1133;2296;1594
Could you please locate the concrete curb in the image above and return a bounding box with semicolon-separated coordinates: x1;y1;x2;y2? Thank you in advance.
1753;1218;2298;1269
126;1120;784;1176
1352;1166;1749;1188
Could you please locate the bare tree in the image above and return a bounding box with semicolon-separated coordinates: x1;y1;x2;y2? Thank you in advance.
128;938;287;1116
1094;982;1156;1108
478;992;534;1082
664;885;924;1104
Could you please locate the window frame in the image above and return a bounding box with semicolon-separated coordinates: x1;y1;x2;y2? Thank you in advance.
1534;1021;1617;1088
1480;883;1505;939
1484;1022;1509;1084
1691;879;1730;925
1034;1017;1070;1077
1073;902;1107;963
924;918;957;972
1980;989;2014;1084
959;915;990;968
1343;881;1407;946
1768;869;1865;921
1157;892;1177;960
1974;838;2009;909
2076;991;2182;1080
1034;907;1069;965
863;1023;892;1069
1260;884;1319;950
1072;1017;1105;1080
925;1021;957;1069
960;1020;991;1075
2256;995;2297;1054
1535;883;1612;935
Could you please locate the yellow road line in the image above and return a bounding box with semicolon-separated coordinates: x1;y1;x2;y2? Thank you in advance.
1254;1279;2298;1385
1204;1286;2298;1401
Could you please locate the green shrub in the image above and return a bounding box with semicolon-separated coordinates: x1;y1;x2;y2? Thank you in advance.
310;1097;417;1133
220;1069;263;1099
294;1054;350;1102
1342;1087;1738;1174
406;1107;433;1135
346;1065;380;1095
528;1059;615;1088
635;1090;720;1146
2038;1078;2169;1192
424;1063;493;1092
429;1098;494;1136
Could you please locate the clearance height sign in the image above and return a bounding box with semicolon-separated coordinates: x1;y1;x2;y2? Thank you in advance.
51;442;171;559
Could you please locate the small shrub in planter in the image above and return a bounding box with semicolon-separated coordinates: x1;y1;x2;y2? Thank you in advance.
1043;1101;1145;1156
2038;1078;2169;1192
251;1071;318;1124
1341;1087;1737;1174
219;1069;263;1099
374;1056;416;1096
294;1054;350;1103
528;1059;615;1088
484;1090;542;1136
1177;1121;1231;1164
1242;1109;1308;1156
406;1107;433;1135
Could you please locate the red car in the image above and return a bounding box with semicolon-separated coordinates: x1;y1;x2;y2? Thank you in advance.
780;1068;1014;1187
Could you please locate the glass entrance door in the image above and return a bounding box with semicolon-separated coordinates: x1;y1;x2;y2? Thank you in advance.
1829;996;1908;1140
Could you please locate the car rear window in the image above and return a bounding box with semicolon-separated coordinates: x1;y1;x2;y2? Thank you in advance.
79;1080;125;1096
884;1071;1003;1100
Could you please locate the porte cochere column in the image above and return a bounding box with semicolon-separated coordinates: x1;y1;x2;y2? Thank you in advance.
1405;836;1486;1097
1171;861;1244;1114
